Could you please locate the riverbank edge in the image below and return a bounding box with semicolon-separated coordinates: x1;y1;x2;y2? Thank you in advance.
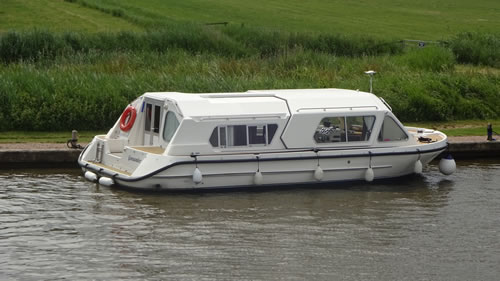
0;139;498;168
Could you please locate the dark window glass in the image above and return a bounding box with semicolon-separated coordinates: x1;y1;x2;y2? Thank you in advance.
210;124;278;148
220;127;226;147
153;105;161;133
232;125;247;146
145;104;152;132
249;125;266;145
209;128;218;147
267;124;278;144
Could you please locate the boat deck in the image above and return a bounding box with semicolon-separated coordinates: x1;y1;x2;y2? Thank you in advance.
407;129;446;144
90;161;131;176
130;146;165;154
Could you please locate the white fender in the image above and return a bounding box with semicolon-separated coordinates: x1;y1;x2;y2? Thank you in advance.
364;167;374;182
254;171;263;185
98;176;114;187
193;167;203;184
84;171;97;182
439;155;456;175
414;159;423;174
314;166;324;181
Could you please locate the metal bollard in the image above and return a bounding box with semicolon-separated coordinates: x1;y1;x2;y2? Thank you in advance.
67;130;83;149
72;130;78;143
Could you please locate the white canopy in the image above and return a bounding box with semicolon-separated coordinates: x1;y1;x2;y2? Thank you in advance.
143;88;388;119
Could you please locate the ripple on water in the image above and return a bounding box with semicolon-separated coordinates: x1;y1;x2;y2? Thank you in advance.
0;163;500;280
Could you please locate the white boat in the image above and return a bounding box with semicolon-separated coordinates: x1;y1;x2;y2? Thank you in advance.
78;88;455;190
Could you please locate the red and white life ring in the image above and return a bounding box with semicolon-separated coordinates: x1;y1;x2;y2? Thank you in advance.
119;105;137;132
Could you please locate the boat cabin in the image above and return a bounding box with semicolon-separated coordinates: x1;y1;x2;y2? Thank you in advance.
106;89;414;157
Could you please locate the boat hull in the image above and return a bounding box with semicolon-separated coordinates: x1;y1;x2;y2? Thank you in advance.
79;143;446;190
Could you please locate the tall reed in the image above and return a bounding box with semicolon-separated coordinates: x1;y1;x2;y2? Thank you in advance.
449;32;500;67
1;48;498;131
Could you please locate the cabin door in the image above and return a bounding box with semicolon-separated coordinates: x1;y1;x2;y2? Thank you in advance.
143;101;163;146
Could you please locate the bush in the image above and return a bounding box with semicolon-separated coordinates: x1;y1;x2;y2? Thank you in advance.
0;27;405;63
0;30;61;63
449;32;500;67
0;29;498;131
379;72;499;122
399;46;455;71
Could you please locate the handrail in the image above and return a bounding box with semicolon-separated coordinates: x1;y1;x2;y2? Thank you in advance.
198;114;285;121
202;93;276;99
296;106;378;112
378;97;392;111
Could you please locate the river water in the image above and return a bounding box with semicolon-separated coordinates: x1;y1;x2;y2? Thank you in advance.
1;160;499;280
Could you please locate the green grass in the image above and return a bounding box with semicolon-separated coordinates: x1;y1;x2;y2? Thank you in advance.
0;0;142;33
407;120;500;136
0;1;499;132
441;128;490;137
0;46;498;131
0;131;105;143
74;0;499;39
2;0;498;39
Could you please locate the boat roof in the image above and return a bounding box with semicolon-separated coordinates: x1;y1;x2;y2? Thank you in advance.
142;89;389;118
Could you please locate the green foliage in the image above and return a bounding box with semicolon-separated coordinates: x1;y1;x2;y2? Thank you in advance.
65;0;500;40
0;1;497;133
0;131;104;143
222;27;403;58
0;0;141;33
0;47;498;131
398;46;455;72
0;28;404;63
449;32;500;68
378;72;499;122
0;30;62;63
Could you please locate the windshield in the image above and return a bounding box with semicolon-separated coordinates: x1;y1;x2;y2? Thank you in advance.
162;111;180;142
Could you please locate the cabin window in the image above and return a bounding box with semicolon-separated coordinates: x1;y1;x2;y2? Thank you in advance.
210;124;278;148
209;128;219;147
314;116;375;143
153;105;161;133
162;111;180;142
145;104;152;132
228;125;247;146
248;125;266;145
378;116;408;142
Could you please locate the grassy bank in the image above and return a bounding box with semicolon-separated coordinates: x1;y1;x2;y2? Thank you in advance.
406;120;500;137
0;28;405;63
0;9;500;131
0;0;141;33
1;29;499;67
0;43;499;131
54;0;500;39
0;131;104;143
